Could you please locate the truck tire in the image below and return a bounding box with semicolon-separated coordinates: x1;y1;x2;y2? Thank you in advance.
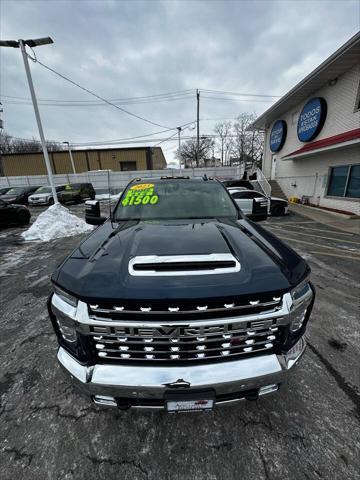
272;205;285;216
17;210;30;225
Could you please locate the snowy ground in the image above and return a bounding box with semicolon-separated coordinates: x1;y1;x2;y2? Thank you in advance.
95;193;121;200
0;210;359;479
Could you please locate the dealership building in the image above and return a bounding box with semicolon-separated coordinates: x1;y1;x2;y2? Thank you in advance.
0;146;166;177
253;32;360;215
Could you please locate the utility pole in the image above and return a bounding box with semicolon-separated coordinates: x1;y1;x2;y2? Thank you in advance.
177;127;182;172
0;102;3;129
19;39;58;203
63;141;76;174
0;37;58;204
196;89;200;168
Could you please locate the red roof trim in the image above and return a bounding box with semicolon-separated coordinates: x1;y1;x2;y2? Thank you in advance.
283;128;360;158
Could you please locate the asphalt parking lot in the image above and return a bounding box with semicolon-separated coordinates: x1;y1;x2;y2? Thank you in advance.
1;204;359;480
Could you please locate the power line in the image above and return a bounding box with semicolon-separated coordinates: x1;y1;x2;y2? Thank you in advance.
153;130;179;147
3;120;197;147
1;92;195;107
2;95;192;108
0;89;195;103
2;93;275;107
201;89;281;98
70;128;174;146
1;88;281;106
72;120;197;146
202;95;275;103
29;56;173;129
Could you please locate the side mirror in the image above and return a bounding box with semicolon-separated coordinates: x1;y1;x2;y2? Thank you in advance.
85;200;106;225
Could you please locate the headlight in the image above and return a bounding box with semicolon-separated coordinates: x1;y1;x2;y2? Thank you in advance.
52;285;78;343
53;284;78;307
289;279;313;332
55;311;77;343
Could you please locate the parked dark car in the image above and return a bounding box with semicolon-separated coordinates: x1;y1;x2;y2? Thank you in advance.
0;186;40;205
0;199;31;227
221;179;254;190
48;177;314;412
58;183;96;204
0;187;11;195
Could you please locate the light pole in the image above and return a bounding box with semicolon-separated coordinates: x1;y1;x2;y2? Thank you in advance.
63;141;76;175
177;127;182;172
0;37;58;203
196;89;200;167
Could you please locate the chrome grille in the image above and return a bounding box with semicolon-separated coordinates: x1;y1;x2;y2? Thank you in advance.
88;295;283;321
88;320;282;363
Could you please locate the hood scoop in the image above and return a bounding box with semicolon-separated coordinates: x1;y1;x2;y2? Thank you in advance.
129;254;241;276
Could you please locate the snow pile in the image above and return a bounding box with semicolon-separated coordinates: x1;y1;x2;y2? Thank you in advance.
95;193;121;200
22;203;93;242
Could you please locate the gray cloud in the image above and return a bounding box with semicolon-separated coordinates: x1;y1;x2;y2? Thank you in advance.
1;0;359;163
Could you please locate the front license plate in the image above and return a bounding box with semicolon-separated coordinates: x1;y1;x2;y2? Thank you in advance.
165;390;215;412
166;398;214;412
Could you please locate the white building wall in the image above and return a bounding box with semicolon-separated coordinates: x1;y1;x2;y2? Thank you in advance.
262;64;360;214
275;146;360;215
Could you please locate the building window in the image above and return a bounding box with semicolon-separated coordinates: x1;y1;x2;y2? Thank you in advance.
120;161;137;171
327;164;360;198
355;80;360;112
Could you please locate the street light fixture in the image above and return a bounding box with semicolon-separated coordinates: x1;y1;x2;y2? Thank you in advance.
0;37;58;203
62;141;76;175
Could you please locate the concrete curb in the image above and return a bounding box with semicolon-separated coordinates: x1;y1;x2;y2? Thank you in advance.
289;203;359;220
289;203;360;234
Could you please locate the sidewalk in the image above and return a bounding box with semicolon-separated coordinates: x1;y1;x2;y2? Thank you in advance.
289;203;360;234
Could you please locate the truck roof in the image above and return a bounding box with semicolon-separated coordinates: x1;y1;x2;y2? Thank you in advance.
130;175;216;184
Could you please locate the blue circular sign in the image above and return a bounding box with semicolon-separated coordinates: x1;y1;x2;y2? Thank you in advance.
270;120;287;152
297;97;327;142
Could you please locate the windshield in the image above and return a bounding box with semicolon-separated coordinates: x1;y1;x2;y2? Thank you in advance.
5;187;24;195
113;180;238;221
35;186;52;193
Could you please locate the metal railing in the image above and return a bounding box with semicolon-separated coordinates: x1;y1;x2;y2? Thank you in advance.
0;166;243;194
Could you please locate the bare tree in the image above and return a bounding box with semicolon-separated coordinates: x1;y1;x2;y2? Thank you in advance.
214;121;232;166
232;113;263;168
0;130;65;154
224;137;234;166
177;136;214;168
0;130;12;155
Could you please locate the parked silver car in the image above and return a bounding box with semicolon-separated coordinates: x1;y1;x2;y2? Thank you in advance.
28;185;66;206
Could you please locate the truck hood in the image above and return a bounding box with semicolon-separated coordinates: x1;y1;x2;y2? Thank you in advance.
52;218;309;302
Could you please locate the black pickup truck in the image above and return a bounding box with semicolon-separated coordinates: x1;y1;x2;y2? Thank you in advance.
48;177;315;412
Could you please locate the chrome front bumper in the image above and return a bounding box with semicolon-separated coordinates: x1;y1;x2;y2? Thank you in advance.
57;336;306;409
29;200;48;205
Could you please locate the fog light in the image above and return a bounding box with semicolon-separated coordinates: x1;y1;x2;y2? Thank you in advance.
93;395;117;407
284;337;306;368
259;384;278;396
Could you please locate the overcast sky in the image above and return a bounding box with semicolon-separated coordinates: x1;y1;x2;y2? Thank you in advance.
1;0;359;165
